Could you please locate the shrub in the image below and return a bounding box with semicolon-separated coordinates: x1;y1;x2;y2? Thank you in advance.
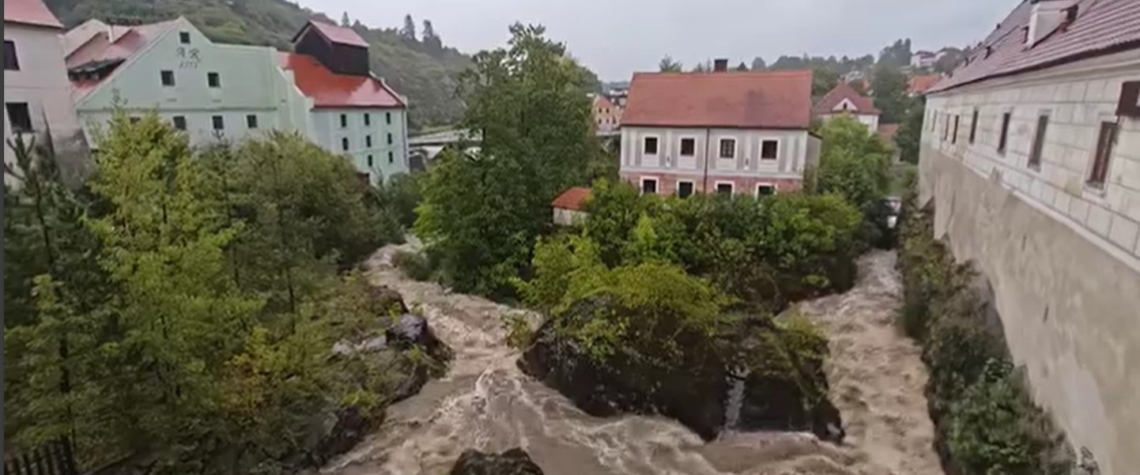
392;250;433;281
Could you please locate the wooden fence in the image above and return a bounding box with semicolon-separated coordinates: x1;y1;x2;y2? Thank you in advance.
4;438;79;475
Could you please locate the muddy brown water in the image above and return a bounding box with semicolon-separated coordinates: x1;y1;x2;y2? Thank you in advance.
318;246;944;475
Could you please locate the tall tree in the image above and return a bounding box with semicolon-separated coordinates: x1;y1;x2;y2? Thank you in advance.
658;56;683;72
735;62;749;71
896;95;926;164
751;57;767;70
879;38;913;68
421;19;443;53
871;62;911;123
416;23;596;296
340;12;350;27
812;66;840;100
400;14;417;41
811;115;892;210
422;19;436;39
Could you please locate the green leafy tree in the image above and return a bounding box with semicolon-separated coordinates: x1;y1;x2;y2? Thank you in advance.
751;57;767;70
658;56;683;73
871;62;912;123
415;23;596;296
812;66;840;99
811;115;892;210
401;14;417;41
735;62;749;71
878;38;913;68
896;94;926;164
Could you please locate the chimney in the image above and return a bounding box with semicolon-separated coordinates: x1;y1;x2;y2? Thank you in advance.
714;58;729;72
1028;0;1079;47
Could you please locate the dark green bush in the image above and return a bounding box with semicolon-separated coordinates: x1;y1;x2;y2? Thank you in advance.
392;250;433;281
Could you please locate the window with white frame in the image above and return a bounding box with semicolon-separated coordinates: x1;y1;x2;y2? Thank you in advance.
641;178;658;195
644;136;659;155
677;181;694;198
761;140;778;160
718;138;736;159
715;182;734;195
679;138;696;157
756;183;777;197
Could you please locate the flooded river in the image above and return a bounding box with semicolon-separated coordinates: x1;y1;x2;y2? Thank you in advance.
319;246;943;475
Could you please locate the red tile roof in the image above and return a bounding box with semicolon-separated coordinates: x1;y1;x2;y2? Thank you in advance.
622;70;813;129
908;74;942;95
593;95;616;110
552;187;591;211
932;0;1140;93
66;20;178;99
4;0;63;29
279;52;404;109
813;81;880;115
295;20;369;48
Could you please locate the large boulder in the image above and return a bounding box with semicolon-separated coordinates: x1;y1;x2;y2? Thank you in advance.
370;285;408;315
307;405;379;467
448;448;545;475
520;298;843;443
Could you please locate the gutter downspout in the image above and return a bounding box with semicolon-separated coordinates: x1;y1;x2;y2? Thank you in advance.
702;128;711;192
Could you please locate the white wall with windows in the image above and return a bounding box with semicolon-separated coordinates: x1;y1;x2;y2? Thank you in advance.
620;126;809;179
310;107;408;183
923;49;1140;260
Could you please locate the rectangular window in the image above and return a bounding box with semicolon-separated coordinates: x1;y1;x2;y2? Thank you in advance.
5;40;19;70
718;138;736;159
342;137;350;151
340;114;347;128
716;183;734;195
386;112;392;125
207;72;220;88
6;103;32;132
1088;121;1119;188
1028;114;1049;169
942;115;950;141
367;155;374;167
388;151;394;164
761;140;778;160
364;113;371;126
212;115;224;130
640;178;658;195
180;32;191;44
757;184;777;197
677;181;694;198
366;135;373;147
969;109;979;144
644;136;659;155
387;133;393;145
998;112;1011;154
246;114;258;129
160;70;175;86
679;138;695;157
952;115;960;144
172;116;187;130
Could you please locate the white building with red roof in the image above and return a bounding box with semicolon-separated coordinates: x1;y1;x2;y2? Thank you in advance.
921;1;1140;472
812;81;881;131
4;0;87;180
63;17;409;183
620;62;820;198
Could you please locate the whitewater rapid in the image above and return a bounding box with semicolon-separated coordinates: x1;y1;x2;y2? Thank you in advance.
318;245;943;475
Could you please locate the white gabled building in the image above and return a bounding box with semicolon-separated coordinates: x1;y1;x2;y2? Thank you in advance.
920;0;1140;472
63;17;409;183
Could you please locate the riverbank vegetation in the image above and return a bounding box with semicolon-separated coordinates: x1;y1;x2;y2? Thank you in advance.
897;189;1075;475
3;114;433;473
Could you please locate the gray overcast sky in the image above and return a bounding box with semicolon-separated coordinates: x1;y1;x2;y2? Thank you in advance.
291;0;1015;81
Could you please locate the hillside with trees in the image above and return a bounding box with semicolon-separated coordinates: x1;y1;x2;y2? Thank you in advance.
43;0;473;129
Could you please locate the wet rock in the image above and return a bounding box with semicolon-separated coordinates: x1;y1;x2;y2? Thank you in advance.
370;285;408;315
520;297;842;442
448;448;545;475
308;405;381;467
386;314;453;362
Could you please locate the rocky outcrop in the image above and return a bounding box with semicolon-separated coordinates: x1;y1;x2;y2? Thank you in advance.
448;448;545;475
307;406;378;467
519;298;843;443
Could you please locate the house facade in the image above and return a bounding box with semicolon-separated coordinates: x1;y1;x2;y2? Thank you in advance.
814;82;881;131
4;0;87;182
620;69;818;198
64;17;408;183
592;95;621;133
920;0;1140;472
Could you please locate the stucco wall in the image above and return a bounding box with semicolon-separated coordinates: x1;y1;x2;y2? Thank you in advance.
819;111;879;131
919;48;1140;475
4;22;87;183
621;126;808;181
310;107;408;183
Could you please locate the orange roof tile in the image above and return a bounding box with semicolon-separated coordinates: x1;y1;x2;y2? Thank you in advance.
908;74;942;95
593;95;616;110
622;70;813;129
552;187;591;211
4;0;63;29
279;52;404;109
814;81;880;115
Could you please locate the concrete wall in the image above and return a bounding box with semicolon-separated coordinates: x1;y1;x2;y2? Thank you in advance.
4;22;87;183
819;111;880;132
919;48;1140;475
620;126;808;195
76;19;306;147
310;107;407;183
